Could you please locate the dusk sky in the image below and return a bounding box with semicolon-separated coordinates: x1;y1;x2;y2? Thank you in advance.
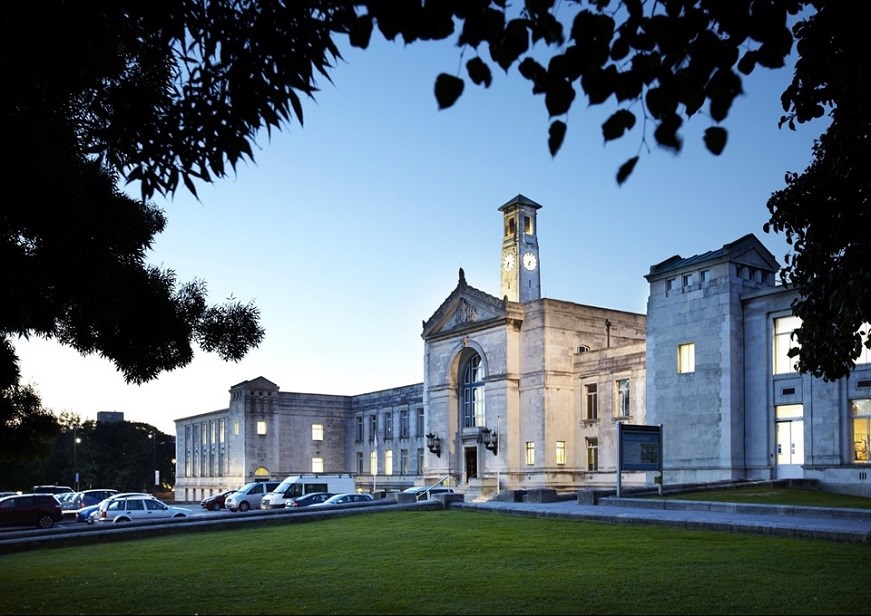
16;28;825;435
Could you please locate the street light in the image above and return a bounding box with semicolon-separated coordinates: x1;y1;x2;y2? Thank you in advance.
72;426;81;491
148;432;158;490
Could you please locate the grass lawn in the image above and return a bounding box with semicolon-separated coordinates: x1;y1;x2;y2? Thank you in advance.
657;486;871;509
1;509;868;615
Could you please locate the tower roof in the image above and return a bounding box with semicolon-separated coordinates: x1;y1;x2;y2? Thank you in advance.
498;194;542;212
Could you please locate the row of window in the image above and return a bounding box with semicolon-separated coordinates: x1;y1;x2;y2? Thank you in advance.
355;407;426;443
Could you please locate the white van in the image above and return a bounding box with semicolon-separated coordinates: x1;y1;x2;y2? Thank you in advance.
260;474;356;510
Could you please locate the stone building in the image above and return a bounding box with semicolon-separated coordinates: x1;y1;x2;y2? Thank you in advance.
173;195;871;502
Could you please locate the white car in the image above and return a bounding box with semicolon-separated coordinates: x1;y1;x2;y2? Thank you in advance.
95;494;190;523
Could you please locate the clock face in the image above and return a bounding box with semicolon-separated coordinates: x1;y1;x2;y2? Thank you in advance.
502;253;515;272
523;252;537;271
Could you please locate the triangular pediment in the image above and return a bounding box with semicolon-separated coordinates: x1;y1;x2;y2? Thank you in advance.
230;376;280;393
421;268;512;339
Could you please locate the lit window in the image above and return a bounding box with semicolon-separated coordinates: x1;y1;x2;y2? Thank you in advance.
384;450;393;475
524;215;533;234
851;399;871;463
616;379;630;417
525;442;535;465
774;316;801;374
586;438;599;471
585;384;598;420
370;450;377;475
678;343;695;373
312;424;323;442
556;441;566;465
311;457;324;473
256;421;267;435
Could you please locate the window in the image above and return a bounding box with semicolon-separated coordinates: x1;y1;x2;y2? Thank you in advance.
678;343;695;373
370;450;377;475
556;441;566;465
616;379;630;417
233;420;240;436
525;442;535;465
506;217;515;236
585;384;598;420
369;414;377;442
312;457;324;473
666;278;676;291
416;408;425;437
700;269;710;283
384;450;393;475
312;424;323;442
256;421;267;435
356;452;364;474
523;215;533;234
417;448;424;474
736;264;744;278
356;416;364;442
461;353;486;429
400;449;409;475
851;399;871;463
384;412;393;441
586;438;599;471
682;273;692;286
774;315;801;374
400;409;409;438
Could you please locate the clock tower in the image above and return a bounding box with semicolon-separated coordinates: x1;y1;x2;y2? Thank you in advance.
499;194;541;303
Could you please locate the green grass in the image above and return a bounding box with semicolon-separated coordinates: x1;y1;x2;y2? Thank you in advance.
656;486;871;509
1;509;869;615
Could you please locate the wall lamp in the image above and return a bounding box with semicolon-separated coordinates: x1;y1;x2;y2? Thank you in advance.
479;427;498;455
426;432;442;458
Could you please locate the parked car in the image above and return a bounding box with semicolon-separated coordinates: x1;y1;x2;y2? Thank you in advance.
82;492;151;524
96;494;190;524
70;489;118;511
261;473;356;510
224;481;280;512
55;492;78;510
285;492;335;508
200;490;236;511
32;485;73;495
0;493;64;529
402;486;455;501
311;493;374;507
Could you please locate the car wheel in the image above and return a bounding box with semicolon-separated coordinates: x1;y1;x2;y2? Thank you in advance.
213;502;222;510
114;517;130;523
36;514;55;529
239;501;250;512
173;513;186;518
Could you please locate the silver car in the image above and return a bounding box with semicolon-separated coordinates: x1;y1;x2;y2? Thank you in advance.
95;494;190;524
224;481;280;512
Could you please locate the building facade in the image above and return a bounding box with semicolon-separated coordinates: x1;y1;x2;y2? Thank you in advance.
174;195;871;502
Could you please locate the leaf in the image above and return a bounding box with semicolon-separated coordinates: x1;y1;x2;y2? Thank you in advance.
548;120;566;156
544;81;575;117
466;57;492;87
434;74;464;109
703;126;728;155
616;156;639;185
349;16;373;49
602;109;636;141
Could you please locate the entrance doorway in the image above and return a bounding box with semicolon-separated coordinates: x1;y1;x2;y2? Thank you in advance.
776;419;805;479
464;447;477;483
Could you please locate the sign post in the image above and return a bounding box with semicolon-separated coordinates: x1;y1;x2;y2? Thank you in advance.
617;423;663;497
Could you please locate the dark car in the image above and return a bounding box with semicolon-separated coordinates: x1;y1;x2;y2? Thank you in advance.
70;489;118;511
0;493;64;529
32;485;73;495
200;490;236;511
285;492;335;508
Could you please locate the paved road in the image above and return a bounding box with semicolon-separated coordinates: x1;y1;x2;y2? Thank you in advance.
453;496;871;544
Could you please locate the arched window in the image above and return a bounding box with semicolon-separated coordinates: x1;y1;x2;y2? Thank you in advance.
461;353;486;429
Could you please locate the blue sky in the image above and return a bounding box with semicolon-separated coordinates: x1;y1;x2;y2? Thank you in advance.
16;31;825;435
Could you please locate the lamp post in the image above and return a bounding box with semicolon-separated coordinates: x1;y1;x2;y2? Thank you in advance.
148;432;158;490
72;426;81;492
